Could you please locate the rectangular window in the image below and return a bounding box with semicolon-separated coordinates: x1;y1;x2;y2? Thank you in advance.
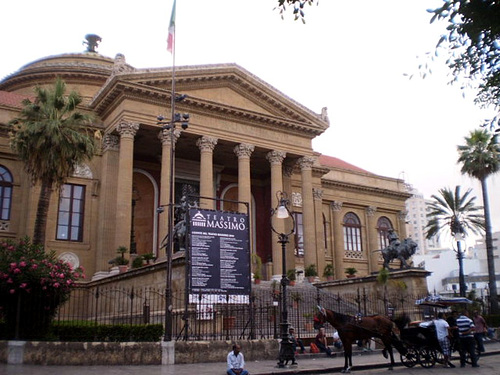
56;184;85;242
293;212;304;257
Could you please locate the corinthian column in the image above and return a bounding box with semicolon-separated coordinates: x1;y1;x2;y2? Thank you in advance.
197;136;218;209
331;201;344;279
366;206;380;274
114;121;139;251
266;150;286;277
158;128;181;253
313;188;326;279
233;144;254;213
298;156;316;272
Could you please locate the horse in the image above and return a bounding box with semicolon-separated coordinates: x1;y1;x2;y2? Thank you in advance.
315;306;406;373
378;238;418;270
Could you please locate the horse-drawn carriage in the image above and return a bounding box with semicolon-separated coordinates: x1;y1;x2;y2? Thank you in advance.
398;295;480;368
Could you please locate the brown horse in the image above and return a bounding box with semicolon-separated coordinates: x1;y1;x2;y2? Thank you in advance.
315;306;405;373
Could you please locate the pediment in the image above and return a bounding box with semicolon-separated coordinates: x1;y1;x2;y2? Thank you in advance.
90;63;329;136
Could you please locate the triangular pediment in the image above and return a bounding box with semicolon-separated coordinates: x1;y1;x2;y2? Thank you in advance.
91;63;329;136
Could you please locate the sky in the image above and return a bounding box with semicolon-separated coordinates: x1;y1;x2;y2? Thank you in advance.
1;0;499;244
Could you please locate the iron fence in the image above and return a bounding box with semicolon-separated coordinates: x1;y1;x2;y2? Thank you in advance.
48;285;433;341
5;284;436;341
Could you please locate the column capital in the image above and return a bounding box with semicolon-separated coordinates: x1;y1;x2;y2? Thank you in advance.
266;150;286;165
330;201;343;212
116;121;140;137
158;129;181;146
297;156;316;170
366;206;377;217
102;133;120;152
196;136;218;152
234;143;255;158
399;210;408;220
313;188;323;200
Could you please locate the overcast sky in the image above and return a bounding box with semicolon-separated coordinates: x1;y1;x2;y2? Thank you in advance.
1;0;499;244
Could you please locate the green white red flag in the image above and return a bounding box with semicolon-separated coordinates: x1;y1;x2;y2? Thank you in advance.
167;0;176;53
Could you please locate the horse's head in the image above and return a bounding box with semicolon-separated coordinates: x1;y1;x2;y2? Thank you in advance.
314;306;327;329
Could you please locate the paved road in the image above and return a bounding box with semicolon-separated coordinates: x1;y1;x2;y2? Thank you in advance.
1;340;499;375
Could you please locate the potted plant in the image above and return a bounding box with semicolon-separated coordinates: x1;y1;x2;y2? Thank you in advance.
287;269;296;286
304;264;317;282
291;291;302;308
323;263;334;281
115;246;129;272
345;267;358;278
302;312;314;331
143;252;156;265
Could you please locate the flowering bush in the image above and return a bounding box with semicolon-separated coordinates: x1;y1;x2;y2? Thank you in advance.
0;237;85;339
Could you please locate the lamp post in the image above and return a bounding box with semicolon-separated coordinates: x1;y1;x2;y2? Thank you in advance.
270;191;296;368
452;219;466;298
157;110;189;341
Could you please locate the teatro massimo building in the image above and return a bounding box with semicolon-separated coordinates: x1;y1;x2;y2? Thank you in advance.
0;45;411;284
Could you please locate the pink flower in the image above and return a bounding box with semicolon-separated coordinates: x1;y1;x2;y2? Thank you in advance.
9;262;17;269
9;289;15;294
53;282;60;288
13;268;21;274
7;278;13;284
19;261;27;267
20;283;27;289
31;264;38;270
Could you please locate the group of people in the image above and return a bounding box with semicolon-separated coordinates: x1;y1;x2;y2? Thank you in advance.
422;309;488;368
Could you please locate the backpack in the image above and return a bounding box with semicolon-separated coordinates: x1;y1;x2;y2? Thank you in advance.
310;342;320;353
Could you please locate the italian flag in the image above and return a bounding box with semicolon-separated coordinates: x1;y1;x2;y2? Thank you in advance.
167;0;176;53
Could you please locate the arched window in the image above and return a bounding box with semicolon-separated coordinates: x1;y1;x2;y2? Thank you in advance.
343;212;362;258
0;166;13;221
377;216;393;249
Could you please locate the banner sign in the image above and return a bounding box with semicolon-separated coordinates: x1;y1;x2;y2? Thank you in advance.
188;208;250;303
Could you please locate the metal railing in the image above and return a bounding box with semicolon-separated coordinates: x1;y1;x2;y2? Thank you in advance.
6;285;432;341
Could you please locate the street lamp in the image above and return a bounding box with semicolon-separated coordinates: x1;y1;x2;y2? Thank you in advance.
157;110;190;342
451;218;466;298
270;191;296;368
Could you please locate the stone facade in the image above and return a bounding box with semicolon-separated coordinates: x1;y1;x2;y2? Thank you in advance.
0;51;411;285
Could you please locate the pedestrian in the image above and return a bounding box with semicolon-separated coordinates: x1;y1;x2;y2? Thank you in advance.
289;327;305;354
446;310;460;352
456;310;479;368
227;344;249;375
315;327;333;356
473;310;488;353
433;312;455;368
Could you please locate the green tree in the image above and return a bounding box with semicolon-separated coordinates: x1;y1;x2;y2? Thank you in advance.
425;186;484;297
457;128;500;313
9;77;95;246
428;1;500;129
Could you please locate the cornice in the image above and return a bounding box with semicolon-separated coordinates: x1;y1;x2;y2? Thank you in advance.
321;178;412;200
91;78;326;136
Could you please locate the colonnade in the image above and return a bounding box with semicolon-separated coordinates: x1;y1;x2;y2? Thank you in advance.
109;121;317;278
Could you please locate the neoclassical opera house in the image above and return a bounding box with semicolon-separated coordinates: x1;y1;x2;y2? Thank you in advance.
0;48;410;283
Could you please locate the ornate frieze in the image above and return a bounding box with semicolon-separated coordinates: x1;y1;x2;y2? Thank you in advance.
312;188;323;200
366;206;377;217
158;129;181;146
297;156;315;170
102;134;119;152
291;192;302;207
116;121;139;137
330;201;343;212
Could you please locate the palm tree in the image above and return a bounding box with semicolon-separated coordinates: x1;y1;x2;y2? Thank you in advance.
9;77;95;246
457;128;500;314
425;186;484;297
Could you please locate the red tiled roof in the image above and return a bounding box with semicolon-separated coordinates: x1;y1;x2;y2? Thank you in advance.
318;154;371;174
0;91;31;108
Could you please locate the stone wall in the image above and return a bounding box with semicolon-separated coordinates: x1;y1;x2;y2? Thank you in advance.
0;339;279;365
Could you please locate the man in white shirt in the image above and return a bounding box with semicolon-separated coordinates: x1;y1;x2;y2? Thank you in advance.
434;313;455;368
227;344;249;375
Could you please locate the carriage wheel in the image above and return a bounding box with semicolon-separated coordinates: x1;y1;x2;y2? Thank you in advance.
418;347;436;368
400;347;419;368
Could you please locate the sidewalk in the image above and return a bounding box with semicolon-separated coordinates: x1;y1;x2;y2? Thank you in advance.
1;340;500;375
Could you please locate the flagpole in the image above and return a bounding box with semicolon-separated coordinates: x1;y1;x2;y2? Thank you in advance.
165;0;177;343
